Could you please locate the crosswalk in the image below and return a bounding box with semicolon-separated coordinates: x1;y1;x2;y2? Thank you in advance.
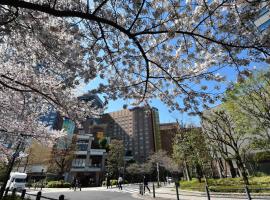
103;185;140;194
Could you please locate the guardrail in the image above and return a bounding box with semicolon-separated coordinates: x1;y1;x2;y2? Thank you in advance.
4;187;65;200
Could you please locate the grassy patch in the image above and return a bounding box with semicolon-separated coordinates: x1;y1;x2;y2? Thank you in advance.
179;176;270;193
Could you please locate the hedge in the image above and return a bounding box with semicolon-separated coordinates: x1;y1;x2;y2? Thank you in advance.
47;181;71;188
179;176;270;193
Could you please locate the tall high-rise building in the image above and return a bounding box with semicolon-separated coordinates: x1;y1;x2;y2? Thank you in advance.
78;92;104;108
39;110;63;130
160;123;179;156
103;106;161;162
254;2;270;32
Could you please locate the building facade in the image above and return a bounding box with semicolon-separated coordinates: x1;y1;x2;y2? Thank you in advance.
103;106;161;162
254;2;270;32
39;110;63;130
159;123;178;156
68;132;106;186
17;93;107;185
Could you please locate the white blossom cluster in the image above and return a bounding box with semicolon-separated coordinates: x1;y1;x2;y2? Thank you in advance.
0;0;269;142
0;6;102;144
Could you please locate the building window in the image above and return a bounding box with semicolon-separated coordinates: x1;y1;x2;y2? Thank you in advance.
259;19;270;32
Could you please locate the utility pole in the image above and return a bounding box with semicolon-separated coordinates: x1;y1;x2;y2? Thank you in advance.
0;140;22;199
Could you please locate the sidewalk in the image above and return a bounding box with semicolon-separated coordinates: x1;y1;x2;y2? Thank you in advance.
136;184;270;200
26;184;135;194
26;186;107;194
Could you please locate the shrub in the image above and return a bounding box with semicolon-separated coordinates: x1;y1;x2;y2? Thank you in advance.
102;179;128;186
253;172;268;177
179;176;270;193
47;181;71;188
111;179;118;186
250;176;270;185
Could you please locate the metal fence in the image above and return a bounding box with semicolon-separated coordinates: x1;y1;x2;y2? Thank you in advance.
4;188;65;200
139;182;270;200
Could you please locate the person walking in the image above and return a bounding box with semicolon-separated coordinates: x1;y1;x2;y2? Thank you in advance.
106;176;111;189
74;178;78;191
71;178;76;191
77;179;81;191
143;176;150;193
118;176;123;190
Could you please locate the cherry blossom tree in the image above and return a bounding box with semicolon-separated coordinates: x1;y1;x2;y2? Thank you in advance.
0;0;269;115
0;0;269;170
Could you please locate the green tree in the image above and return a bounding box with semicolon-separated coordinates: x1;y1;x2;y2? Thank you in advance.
106;139;125;178
173;127;212;182
226;70;270;149
99;138;108;150
201;108;250;185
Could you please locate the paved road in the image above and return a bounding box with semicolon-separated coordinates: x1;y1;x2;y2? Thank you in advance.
24;184;270;200
26;190;140;200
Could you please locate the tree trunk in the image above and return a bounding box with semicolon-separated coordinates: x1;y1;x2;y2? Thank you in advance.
196;164;203;183
217;158;225;178
226;159;237;178
236;155;249;185
183;160;191;181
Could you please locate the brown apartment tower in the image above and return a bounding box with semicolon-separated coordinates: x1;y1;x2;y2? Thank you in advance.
103;107;161;162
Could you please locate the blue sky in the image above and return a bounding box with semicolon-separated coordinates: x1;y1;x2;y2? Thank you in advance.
77;61;266;126
77;67;235;126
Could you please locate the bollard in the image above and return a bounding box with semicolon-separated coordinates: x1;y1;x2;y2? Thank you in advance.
21;189;26;200
12;188;16;196
205;185;211;200
4;187;9;196
245;186;252;200
153;183;155;198
59;194;65;200
36;191;42;200
175;182;180;200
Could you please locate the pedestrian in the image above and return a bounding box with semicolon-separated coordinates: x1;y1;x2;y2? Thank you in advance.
77;179;81;191
71;178;76;191
118;176;123;190
74;178;79;191
106;176;111;189
143;176;150;193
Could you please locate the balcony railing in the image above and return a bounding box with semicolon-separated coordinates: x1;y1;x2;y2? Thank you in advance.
89;149;106;155
89;163;101;168
72;159;86;168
